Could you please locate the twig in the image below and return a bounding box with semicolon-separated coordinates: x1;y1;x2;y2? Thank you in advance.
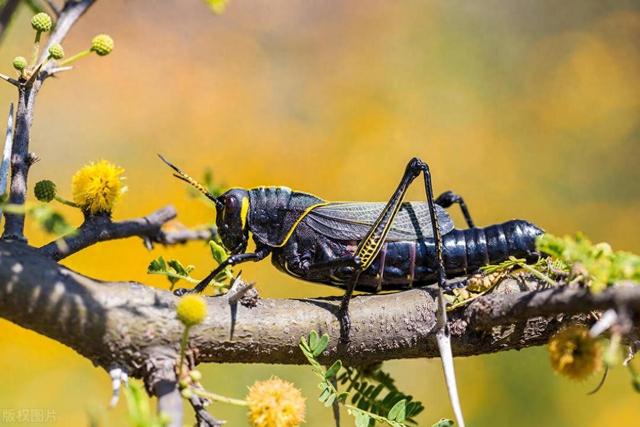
154;225;215;246
3;85;37;241
45;0;61;17
464;283;639;329
145;349;183;427
44;65;73;77
0;73;19;87
2;0;97;241
39;0;95;64
188;394;225;427
0;0;20;43
0;103;14;208
38;205;178;260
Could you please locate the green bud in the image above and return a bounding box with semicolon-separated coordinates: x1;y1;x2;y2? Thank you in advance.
189;370;203;382
48;44;64;60
178;378;191;389
180;388;193;399
31;13;53;33
34;180;57;202
90;34;114;56
12;56;27;71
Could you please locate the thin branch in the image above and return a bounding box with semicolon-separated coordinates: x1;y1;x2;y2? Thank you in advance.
2;0;96;241
44;65;73;77
0;103;14;202
143;348;183;427
0;0;20;43
39;205;178;260
45;0;61;17
464;283;640;328
3;85;37;240
0;241;636;373
188;394;225;427
154;224;215;246
0;73;19;87
39;0;95;64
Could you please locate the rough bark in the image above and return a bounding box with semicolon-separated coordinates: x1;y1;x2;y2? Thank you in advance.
1;241;635;377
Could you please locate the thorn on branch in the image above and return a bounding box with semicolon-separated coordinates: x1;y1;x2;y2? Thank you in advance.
109;366;129;408
0;72;19;87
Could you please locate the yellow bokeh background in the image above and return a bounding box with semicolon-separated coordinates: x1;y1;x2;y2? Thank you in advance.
0;1;639;425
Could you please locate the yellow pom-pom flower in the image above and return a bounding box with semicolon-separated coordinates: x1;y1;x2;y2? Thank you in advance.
91;34;114;56
31;12;53;33
71;160;125;215
246;377;305;427
176;295;207;327
548;325;603;380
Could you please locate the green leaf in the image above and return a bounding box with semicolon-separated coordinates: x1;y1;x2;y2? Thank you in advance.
318;386;332;403
313;334;329;357
337;391;349;402
309;330;319;351
355;411;371;427
30;205;74;235
147;256;198;288
325;360;342;379
324;393;336;407
299;336;311;352
431;419;454;427
167;259;195;278
388;399;406;422
209;239;228;264
124;381;169;427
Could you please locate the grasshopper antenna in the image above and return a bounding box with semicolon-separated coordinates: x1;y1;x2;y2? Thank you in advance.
157;154;223;209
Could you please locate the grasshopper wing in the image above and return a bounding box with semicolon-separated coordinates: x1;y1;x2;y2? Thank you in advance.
304;201;454;242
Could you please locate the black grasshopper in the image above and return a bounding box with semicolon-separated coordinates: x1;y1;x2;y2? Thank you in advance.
161;155;542;427
160;156;543;308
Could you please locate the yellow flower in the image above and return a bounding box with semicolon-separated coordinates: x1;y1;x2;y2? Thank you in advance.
176;295;207;327
548;325;602;380
71;160;125;214
247;377;305;427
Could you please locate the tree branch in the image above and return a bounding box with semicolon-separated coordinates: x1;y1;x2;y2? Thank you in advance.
45;0;61;17
465;283;640;328
0;0;20;43
154;225;215;246
39;205;178;260
0;242;636;376
2;0;95;241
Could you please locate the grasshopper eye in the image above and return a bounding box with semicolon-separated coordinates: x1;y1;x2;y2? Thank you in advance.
225;196;238;212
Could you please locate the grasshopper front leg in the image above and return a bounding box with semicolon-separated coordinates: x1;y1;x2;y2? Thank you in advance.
174;246;271;296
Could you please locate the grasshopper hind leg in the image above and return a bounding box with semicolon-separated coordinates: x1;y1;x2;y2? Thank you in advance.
435;190;475;229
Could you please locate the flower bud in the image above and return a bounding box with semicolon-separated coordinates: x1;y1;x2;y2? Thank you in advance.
31;13;53;33
34;180;57;202
12;56;27;71
90;34;114;56
48;44;65;60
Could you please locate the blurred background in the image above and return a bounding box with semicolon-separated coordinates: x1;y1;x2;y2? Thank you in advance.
0;0;639;425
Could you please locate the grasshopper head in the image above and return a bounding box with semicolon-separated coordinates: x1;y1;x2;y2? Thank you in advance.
216;189;250;255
